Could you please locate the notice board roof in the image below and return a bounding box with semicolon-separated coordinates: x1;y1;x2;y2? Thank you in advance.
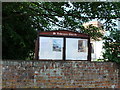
39;30;90;38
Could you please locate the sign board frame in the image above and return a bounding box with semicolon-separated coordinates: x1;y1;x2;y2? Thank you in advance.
35;30;91;61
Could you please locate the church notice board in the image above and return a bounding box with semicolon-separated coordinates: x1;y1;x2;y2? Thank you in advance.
35;30;91;61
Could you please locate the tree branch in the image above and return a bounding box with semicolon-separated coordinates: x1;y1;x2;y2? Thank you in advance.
3;12;119;21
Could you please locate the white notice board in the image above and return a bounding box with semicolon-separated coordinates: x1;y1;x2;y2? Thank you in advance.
39;37;63;60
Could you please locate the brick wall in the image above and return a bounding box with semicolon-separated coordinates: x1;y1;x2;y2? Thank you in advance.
2;60;120;88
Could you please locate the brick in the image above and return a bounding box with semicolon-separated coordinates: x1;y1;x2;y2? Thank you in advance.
2;60;120;88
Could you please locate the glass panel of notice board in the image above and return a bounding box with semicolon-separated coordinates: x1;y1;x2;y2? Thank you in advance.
39;37;64;60
66;38;88;60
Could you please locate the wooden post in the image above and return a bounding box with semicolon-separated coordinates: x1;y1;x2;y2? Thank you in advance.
88;38;91;61
63;37;66;60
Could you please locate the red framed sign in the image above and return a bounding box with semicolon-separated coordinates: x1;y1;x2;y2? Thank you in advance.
35;30;91;61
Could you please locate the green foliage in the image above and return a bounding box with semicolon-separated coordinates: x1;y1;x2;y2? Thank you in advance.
2;2;120;60
103;30;120;64
2;2;37;60
81;25;104;41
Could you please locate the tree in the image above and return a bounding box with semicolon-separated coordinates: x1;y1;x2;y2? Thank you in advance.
2;3;37;60
2;2;120;60
103;30;120;64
